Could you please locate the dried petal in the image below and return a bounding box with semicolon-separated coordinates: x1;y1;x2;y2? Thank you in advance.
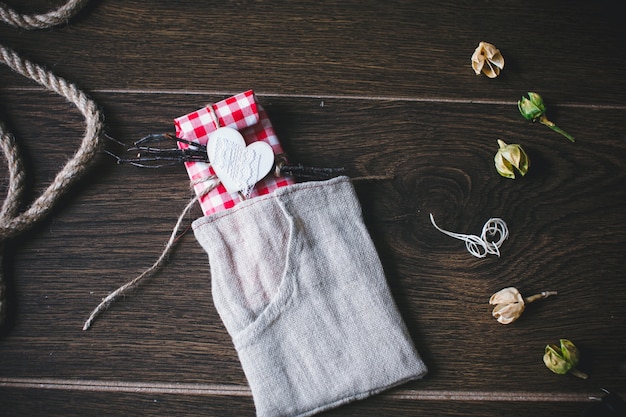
471;42;505;78
527;92;545;108
489;287;524;305
494;152;515;179
492;302;525;324
559;339;580;366
544;343;572;374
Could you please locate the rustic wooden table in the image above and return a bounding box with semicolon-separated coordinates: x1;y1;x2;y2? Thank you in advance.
1;1;625;416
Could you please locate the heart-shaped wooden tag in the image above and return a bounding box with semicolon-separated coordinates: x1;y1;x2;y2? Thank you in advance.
207;127;275;196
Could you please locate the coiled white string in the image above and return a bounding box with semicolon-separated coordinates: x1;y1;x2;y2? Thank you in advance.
429;213;509;258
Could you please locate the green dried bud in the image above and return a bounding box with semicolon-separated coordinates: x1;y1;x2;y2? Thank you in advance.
518;92;546;121
544;343;573;374
543;339;588;379
518;92;575;142
559;339;580;365
494;139;529;179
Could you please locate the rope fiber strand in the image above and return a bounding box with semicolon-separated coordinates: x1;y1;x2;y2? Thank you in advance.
83;179;220;330
0;0;89;29
1;0;100;328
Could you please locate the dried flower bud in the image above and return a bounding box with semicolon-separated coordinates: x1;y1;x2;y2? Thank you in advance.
518;92;546;120
543;339;588;379
471;42;504;78
494;139;529;179
490;287;525;324
489;287;557;325
518;92;575;142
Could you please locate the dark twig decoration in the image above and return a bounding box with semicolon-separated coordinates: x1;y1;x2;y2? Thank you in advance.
105;133;345;180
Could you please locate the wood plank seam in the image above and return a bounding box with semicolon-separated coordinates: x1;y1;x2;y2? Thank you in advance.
3;86;626;109
0;378;611;402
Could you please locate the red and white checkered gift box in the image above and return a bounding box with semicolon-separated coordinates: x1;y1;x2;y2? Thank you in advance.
175;90;294;216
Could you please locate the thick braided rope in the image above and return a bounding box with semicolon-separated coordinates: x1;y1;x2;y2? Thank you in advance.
0;119;25;324
0;45;103;239
1;0;97;327
0;121;25;223
0;0;89;29
1;44;102;328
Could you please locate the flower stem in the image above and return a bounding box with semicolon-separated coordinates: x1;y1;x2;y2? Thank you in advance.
539;115;575;142
569;367;588;379
524;291;558;304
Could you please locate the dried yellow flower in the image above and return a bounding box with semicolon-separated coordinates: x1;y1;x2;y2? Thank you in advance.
471;41;504;78
494;140;530;179
489;287;557;324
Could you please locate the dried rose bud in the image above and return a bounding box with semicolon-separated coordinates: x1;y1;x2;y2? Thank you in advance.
543;339;588;379
518;92;546;120
518;92;575;142
489;287;557;324
494;139;529;179
471;41;504;78
490;287;525;324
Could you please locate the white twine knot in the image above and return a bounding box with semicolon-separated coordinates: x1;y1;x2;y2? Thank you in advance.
429;213;509;258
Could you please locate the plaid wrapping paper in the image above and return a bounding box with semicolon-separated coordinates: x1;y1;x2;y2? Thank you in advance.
175;90;294;216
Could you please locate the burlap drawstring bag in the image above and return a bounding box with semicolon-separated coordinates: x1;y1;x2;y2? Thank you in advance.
193;176;427;417
82;90;427;415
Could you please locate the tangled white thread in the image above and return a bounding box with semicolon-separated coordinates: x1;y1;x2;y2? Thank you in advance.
429;213;509;258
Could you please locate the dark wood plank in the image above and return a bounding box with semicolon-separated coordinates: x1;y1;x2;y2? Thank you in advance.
0;91;624;390
0;387;593;417
1;1;625;416
0;387;257;417
1;0;625;104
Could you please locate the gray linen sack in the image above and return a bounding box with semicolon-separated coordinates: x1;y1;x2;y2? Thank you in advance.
192;176;428;417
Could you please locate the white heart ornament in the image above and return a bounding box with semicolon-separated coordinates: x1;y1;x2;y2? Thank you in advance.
207;127;275;196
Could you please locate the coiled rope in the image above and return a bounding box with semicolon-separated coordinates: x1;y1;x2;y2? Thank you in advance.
1;0;101;327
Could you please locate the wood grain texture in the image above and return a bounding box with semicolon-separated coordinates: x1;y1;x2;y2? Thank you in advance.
1;0;625;104
0;386;594;417
1;0;625;416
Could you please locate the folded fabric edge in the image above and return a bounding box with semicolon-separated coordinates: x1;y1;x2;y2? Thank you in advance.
294;369;429;417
